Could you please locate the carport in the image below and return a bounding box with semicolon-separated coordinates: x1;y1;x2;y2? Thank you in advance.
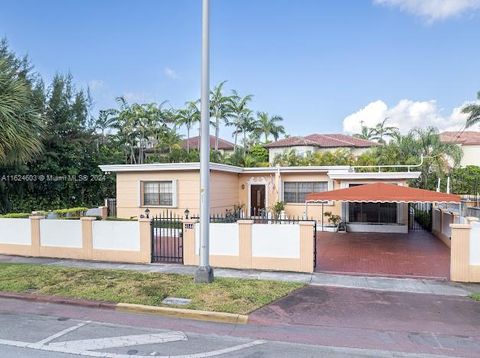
306;183;461;279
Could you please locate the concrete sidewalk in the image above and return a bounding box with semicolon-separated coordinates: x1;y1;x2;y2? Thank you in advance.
0;254;478;297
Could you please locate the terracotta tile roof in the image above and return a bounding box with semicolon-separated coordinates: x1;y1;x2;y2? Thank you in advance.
181;135;235;150
264;133;377;148
440;131;480;145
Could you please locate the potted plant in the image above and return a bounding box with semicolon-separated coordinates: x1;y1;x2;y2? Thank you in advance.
323;211;341;232
271;201;285;220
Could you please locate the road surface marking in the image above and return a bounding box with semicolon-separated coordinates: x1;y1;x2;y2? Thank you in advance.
35;320;90;345
49;331;187;350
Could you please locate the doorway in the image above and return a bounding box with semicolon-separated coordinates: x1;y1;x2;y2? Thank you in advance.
250;184;266;216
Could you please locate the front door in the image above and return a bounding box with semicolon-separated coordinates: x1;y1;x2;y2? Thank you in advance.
250;184;266;216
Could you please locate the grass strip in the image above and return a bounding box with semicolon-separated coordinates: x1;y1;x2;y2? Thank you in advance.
0;263;302;315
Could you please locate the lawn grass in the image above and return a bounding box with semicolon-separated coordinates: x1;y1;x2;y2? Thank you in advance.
0;263;302;314
471;293;480;302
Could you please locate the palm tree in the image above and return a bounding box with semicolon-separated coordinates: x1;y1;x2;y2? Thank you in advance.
94;109;117;145
0;56;43;165
462;91;480;128
235;109;255;155
226;91;253;149
354;121;375;140
370;118;398;143
210;81;233;151
176;101;200;152
254;112;285;143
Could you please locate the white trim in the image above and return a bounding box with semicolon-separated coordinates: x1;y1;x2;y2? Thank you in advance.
328;171;421;180
100;162;351;175
243;166;350;174
100;162;243;174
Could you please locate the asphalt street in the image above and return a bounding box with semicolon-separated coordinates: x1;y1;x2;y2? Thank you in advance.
0;285;478;358
0;310;437;358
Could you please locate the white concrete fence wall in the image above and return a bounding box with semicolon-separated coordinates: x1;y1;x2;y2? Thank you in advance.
0;218;31;245
470;221;480;266
251;224;300;259
0;216;151;263
184;220;314;273
450;217;480;282
432;208;458;247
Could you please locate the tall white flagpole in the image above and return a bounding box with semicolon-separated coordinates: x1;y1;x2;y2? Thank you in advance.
195;0;214;283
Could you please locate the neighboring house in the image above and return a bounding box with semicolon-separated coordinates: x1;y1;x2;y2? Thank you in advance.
181;135;235;154
99;162;420;233
440;131;480;167
264;134;377;163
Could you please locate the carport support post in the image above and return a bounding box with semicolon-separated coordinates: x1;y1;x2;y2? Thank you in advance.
195;0;214;283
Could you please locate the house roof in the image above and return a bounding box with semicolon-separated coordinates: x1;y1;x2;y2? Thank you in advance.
306;182;460;204
440;131;480;146
181;135;235;150
264;133;377;149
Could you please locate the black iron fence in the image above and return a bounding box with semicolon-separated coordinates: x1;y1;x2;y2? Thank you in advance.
151;212;183;263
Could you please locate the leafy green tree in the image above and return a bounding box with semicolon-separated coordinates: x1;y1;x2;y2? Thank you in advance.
254;112;285;143
450;166;480;195
249;144;269;163
0;40;43;165
462;91;480;128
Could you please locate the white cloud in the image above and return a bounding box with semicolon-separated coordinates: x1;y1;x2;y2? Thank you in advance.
373;0;480;22
342;99;473;134
163;67;178;80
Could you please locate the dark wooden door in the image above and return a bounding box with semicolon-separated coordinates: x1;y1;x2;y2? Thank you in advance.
250;185;266;216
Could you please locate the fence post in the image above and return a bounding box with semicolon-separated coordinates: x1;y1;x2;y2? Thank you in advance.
98;206;108;220
183;219;199;266
299;221;315;273
81;217;95;259
138;218;152;263
450;223;472;282
238;220;253;269
29;215;44;256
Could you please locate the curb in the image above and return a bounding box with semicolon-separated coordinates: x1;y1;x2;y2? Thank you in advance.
117;303;249;324
0;292;249;324
0;292;116;309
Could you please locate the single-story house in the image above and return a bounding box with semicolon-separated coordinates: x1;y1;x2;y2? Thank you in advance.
99;162;420;233
264;133;377;163
440;131;480;167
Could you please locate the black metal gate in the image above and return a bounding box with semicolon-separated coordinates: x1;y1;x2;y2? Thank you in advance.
151;212;183;263
408;203;432;231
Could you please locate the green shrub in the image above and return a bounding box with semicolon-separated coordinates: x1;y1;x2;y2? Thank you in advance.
53;207;89;217
0;213;31;218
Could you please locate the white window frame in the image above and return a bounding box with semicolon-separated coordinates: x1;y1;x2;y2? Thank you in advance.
139;179;178;208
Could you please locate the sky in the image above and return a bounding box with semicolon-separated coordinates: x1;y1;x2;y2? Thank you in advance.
1;0;479;139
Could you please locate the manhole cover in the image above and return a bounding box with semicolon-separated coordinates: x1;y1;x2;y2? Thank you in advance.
162;297;192;306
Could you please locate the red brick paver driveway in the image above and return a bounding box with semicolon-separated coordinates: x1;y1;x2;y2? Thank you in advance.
316;230;450;279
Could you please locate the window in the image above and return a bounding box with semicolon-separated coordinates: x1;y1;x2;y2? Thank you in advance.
347;183;397;224
142;181;175;206
283;181;328;203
